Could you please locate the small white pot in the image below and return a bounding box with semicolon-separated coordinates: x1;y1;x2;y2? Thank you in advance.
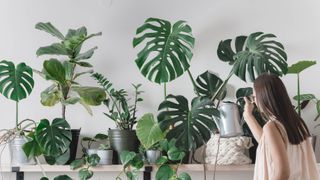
87;149;113;165
9;136;35;165
146;150;161;164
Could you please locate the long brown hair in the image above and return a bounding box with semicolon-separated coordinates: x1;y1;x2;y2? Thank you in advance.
253;73;310;144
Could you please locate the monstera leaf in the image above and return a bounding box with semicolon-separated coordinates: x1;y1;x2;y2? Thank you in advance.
195;71;226;100
35;118;72;157
0;60;34;101
133;18;195;84
217;32;288;82
136;113;165;150
158;95;219;151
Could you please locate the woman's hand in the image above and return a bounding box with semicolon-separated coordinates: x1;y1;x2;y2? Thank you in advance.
243;96;255;121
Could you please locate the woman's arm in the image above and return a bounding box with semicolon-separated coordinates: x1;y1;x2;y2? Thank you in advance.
264;122;290;180
243;97;263;142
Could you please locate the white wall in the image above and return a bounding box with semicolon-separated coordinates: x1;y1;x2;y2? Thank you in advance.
0;0;320;179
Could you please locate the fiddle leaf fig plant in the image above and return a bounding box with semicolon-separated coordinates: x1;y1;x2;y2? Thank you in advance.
0;60;34;129
158;95;220;151
35;22;106;120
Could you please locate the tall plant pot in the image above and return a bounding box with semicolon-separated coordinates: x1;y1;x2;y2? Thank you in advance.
108;129;140;164
9;136;35;165
66;129;81;164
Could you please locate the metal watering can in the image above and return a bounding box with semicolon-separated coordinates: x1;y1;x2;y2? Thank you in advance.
216;101;244;138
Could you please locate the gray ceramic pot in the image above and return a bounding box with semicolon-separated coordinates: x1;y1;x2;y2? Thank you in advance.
87;149;113;165
9;136;35;165
146;150;161;164
108;129;140;164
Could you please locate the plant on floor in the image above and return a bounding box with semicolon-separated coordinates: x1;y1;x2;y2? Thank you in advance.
35;22;106;120
92;72;143;130
287;60;317;116
155;139;191;180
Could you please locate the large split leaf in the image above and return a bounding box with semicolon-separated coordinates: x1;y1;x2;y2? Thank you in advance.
217;32;288;82
133;18;195;84
195;71;226;100
136;113;165;149
0;60;34;101
158;95;219;151
35;118;71;157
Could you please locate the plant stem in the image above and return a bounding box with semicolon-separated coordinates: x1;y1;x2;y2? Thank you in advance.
16;101;19;131
187;69;200;96
297;74;301;117
211;71;233;104
164;83;167;100
62;104;66;120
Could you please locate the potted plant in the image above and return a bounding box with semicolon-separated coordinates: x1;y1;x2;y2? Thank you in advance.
0;60;36;165
34;22;106;163
92;72;143;164
82;133;113;165
136;113;165;164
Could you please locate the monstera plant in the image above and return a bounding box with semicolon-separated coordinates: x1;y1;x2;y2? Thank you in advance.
35;22;106;120
133;17;199;97
158;95;220;151
213;32;288;100
0;60;34;129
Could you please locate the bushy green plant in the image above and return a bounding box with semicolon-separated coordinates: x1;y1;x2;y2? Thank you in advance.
92;72;144;130
35;22;106;120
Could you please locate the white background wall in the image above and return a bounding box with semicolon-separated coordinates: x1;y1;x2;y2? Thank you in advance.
0;0;320;179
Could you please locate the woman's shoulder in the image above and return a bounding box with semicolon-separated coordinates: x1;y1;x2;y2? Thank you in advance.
263;120;288;144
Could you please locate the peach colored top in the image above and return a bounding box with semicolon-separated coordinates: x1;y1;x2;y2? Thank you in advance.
254;120;320;180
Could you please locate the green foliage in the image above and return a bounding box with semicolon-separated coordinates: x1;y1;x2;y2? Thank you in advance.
195;71;226;100
92;72;144;130
155;139;191;180
23;118;72;165
287;60;317;74
217;32;288;82
0;60;34;101
81;133;110;154
117;151;144;180
70;154;100;180
158;95;219;151
136;113;165;150
53;175;73;180
35;22;105;119
133;17;195;84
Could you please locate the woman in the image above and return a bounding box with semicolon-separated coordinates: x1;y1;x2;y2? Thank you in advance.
243;73;320;180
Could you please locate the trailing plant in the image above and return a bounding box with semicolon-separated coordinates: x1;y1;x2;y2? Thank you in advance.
136;113;165;150
155;139;191;180
81;133;110;155
35;22;106;120
69;153;101;180
92;72;144;130
287;60;317;116
116;150;144;180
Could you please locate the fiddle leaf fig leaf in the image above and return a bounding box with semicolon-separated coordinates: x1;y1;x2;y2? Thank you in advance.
0;60;34;101
35;22;65;40
73;86;106;106
133;18;195;84
43;59;66;84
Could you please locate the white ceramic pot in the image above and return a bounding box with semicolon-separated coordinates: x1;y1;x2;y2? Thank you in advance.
9;136;35;165
87;149;113;165
146;150;161;164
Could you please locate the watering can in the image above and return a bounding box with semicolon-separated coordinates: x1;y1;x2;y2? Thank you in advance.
216;101;244;138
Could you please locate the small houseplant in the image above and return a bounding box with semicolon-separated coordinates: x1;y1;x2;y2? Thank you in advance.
81;133;113;165
92;72;143;163
35;22;106;163
136;113;165;164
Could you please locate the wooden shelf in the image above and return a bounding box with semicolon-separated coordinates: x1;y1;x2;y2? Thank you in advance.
1;163;320;173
